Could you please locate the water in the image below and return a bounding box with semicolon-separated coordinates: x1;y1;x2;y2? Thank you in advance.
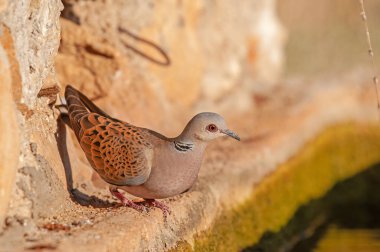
244;163;380;252
314;226;380;252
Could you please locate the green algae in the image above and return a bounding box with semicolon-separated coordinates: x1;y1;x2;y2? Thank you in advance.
173;123;380;251
248;158;380;251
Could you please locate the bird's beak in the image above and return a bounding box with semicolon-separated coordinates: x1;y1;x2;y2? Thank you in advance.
220;129;240;141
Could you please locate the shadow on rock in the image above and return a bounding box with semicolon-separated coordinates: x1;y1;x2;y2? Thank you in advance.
55;115;114;208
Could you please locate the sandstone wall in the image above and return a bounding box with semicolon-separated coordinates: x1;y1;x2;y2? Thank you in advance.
0;0;285;248
57;0;285;134
0;0;64;230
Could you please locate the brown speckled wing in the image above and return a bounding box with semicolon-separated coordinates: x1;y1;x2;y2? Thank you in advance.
65;85;153;186
79;114;153;186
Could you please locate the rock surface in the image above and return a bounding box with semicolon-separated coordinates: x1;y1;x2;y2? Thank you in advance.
56;0;285;131
0;26;20;228
0;0;63;229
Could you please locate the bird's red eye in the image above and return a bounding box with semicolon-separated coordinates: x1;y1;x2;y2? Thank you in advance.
207;124;218;132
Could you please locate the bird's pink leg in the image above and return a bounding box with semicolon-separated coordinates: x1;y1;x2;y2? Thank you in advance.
109;187;146;212
144;199;172;217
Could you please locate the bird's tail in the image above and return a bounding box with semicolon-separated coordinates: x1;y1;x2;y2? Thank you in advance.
65;85;113;118
65;85;90;121
64;85;91;138
64;85;121;138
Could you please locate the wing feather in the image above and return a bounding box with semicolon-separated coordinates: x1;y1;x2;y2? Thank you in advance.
65;85;153;186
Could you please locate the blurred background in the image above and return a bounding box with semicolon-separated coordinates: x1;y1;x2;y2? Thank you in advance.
275;2;380;251
278;0;380;78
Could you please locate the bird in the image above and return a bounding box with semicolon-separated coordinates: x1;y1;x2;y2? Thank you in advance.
63;85;240;216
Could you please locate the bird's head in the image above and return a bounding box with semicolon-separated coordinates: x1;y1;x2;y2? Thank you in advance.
182;112;240;142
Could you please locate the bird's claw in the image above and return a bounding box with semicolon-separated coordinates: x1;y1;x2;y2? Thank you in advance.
110;187;170;216
110;187;148;213
144;199;171;218
122;200;147;213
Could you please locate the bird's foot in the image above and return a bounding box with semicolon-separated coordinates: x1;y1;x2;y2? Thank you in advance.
110;187;146;213
144;199;172;218
121;199;146;212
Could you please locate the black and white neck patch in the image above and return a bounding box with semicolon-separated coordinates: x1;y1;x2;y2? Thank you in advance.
173;141;194;152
